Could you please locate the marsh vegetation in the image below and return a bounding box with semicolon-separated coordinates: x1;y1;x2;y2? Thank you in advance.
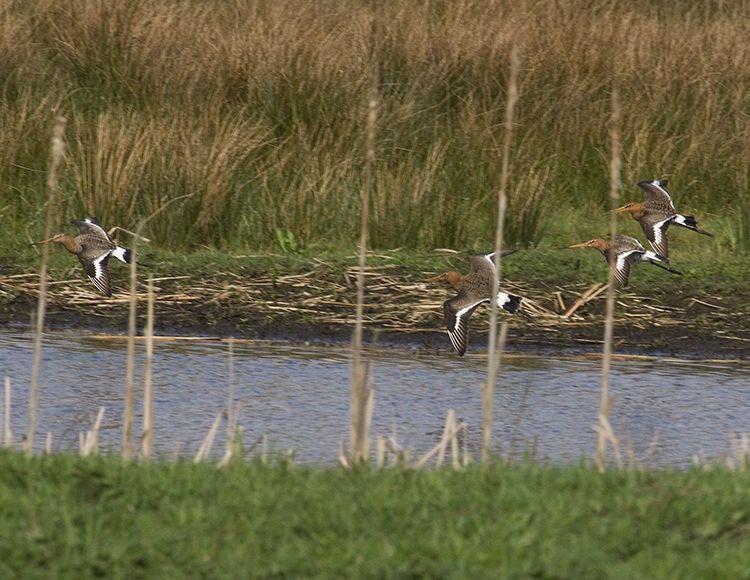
2;0;750;256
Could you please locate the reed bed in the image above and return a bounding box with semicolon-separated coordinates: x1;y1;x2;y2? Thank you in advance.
2;0;750;253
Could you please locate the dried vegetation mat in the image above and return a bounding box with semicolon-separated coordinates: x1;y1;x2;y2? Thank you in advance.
1;263;748;355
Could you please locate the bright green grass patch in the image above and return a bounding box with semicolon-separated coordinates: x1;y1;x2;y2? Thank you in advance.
6;227;748;300
1;452;750;577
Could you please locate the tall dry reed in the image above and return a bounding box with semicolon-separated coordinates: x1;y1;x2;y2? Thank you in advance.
140;276;155;459
25;115;66;456
594;89;622;472
482;46;520;465
3;0;749;252
349;6;379;465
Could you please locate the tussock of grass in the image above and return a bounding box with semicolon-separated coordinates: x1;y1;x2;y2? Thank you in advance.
1;452;750;577
2;0;749;253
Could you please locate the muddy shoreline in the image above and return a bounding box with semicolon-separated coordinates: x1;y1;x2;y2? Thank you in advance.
2;268;748;359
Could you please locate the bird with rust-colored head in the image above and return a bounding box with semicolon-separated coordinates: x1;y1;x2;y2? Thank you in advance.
615;179;712;260
427;250;522;356
569;234;682;287
32;218;131;297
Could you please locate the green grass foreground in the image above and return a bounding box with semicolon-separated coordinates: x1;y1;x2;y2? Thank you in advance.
2;452;750;577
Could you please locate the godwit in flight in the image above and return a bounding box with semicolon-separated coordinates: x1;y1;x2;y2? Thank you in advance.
427;250;522;356
33;218;131;297
569;234;682;287
616;179;712;260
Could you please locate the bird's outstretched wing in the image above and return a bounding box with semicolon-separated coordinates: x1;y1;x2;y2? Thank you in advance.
614;250;641;287
79;251;112;296
443;296;487;356
71;218;110;240
639;214;672;259
637;180;676;213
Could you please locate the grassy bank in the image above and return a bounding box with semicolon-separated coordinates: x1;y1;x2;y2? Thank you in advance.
1;452;750;577
2;0;750;254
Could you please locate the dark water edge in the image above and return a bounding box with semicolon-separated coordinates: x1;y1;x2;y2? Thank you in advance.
2;303;748;361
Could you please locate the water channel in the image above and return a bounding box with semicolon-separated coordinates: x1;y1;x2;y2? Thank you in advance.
1;330;748;467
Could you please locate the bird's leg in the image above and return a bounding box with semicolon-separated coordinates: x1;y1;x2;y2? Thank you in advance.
649;261;683;276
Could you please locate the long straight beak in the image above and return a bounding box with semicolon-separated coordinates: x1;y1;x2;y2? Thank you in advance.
425;274;444;283
568;242;589;249
31;237;55;245
614;205;629;213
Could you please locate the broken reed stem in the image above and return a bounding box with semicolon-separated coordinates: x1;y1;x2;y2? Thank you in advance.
122;222;142;460
194;411;224;462
26;115;66;456
595;87;621;472
4;377;12;448
483;45;520;465
82;406;105;456
350;6;379;464
141;276;155;459
415;409;464;469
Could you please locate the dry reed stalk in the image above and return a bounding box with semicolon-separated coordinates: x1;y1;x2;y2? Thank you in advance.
562;283;607;318
221;340;237;466
25;115;66;456
194;410;224;462
482;322;508;463
3;377;11;448
415;409;465;469
376;435;386;467
338;437;351;469
122;224;141;460
436;410;455;467
350;6;380;464
594;88;622;472
140;276;155;460
81;406;106;456
44;432;52;455
483;45;520;465
727;433;749;471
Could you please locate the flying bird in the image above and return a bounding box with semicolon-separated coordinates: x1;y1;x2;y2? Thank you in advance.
32;218;131;297
569;234;682;287
615;179;712;260
427;250;522;356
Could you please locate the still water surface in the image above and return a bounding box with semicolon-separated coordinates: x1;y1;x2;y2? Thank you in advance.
1;330;748;467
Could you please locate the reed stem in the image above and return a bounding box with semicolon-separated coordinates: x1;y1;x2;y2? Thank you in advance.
26;115;66;455
221;340;237;466
122;224;142;460
483;45;520;465
595;87;621;472
3;377;12;448
141;276;155;459
350;4;380;464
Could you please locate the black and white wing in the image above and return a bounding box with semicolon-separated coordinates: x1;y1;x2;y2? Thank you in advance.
79;251;112;296
443;296;487;356
614;250;641;287
639;214;672;259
